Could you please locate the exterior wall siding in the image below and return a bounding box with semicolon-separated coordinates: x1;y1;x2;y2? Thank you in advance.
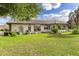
11;24;19;32
30;25;34;33
41;25;44;32
9;24;68;33
11;24;29;33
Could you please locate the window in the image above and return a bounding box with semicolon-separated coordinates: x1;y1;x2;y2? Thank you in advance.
44;25;50;30
53;25;55;28
58;25;61;29
34;25;41;31
63;25;66;29
28;25;31;31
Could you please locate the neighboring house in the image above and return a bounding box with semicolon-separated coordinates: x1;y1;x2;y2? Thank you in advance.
7;20;68;33
0;24;9;30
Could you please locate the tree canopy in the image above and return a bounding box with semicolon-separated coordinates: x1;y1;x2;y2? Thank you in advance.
0;3;42;21
67;12;76;28
68;7;79;29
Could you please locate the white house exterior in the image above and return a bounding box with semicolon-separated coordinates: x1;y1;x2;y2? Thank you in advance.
7;20;68;33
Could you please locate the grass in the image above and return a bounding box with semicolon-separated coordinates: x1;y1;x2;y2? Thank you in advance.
0;33;79;55
62;31;72;35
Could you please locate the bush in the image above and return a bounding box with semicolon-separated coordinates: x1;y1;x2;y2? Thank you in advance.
16;32;20;35
0;29;4;31
51;28;58;34
10;32;17;37
25;30;29;34
72;28;79;34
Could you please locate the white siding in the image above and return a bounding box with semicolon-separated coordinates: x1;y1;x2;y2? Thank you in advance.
11;24;29;33
41;25;44;32
30;25;34;33
11;24;19;32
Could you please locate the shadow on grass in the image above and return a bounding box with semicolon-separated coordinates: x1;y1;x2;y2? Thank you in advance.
47;33;76;38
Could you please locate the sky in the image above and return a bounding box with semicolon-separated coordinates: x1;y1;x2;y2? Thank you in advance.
37;3;79;22
0;3;79;24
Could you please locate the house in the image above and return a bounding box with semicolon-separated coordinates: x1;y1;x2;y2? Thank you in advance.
7;20;68;33
0;24;9;30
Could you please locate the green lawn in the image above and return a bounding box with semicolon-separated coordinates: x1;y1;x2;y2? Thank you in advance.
0;33;79;56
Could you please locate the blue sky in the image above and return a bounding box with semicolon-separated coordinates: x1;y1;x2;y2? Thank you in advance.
0;3;79;24
0;16;11;25
39;3;79;15
37;3;79;21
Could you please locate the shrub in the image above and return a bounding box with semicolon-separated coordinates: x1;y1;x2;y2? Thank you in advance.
10;32;17;37
72;28;79;34
25;30;29;34
51;28;58;34
16;32;20;35
0;29;4;31
1;29;9;31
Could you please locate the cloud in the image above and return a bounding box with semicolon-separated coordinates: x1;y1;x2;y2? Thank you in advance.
50;14;62;17
42;3;61;10
38;9;71;22
72;6;78;12
42;3;53;10
52;3;61;9
60;10;71;16
0;16;11;24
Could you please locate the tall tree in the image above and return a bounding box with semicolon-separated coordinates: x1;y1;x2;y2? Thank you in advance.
67;12;76;29
74;7;79;29
67;7;79;29
0;3;42;21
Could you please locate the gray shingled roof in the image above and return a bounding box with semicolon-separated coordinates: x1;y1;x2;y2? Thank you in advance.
7;20;67;25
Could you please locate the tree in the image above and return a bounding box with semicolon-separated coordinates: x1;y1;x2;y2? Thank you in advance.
67;12;76;29
68;7;79;29
74;7;79;29
0;3;42;21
